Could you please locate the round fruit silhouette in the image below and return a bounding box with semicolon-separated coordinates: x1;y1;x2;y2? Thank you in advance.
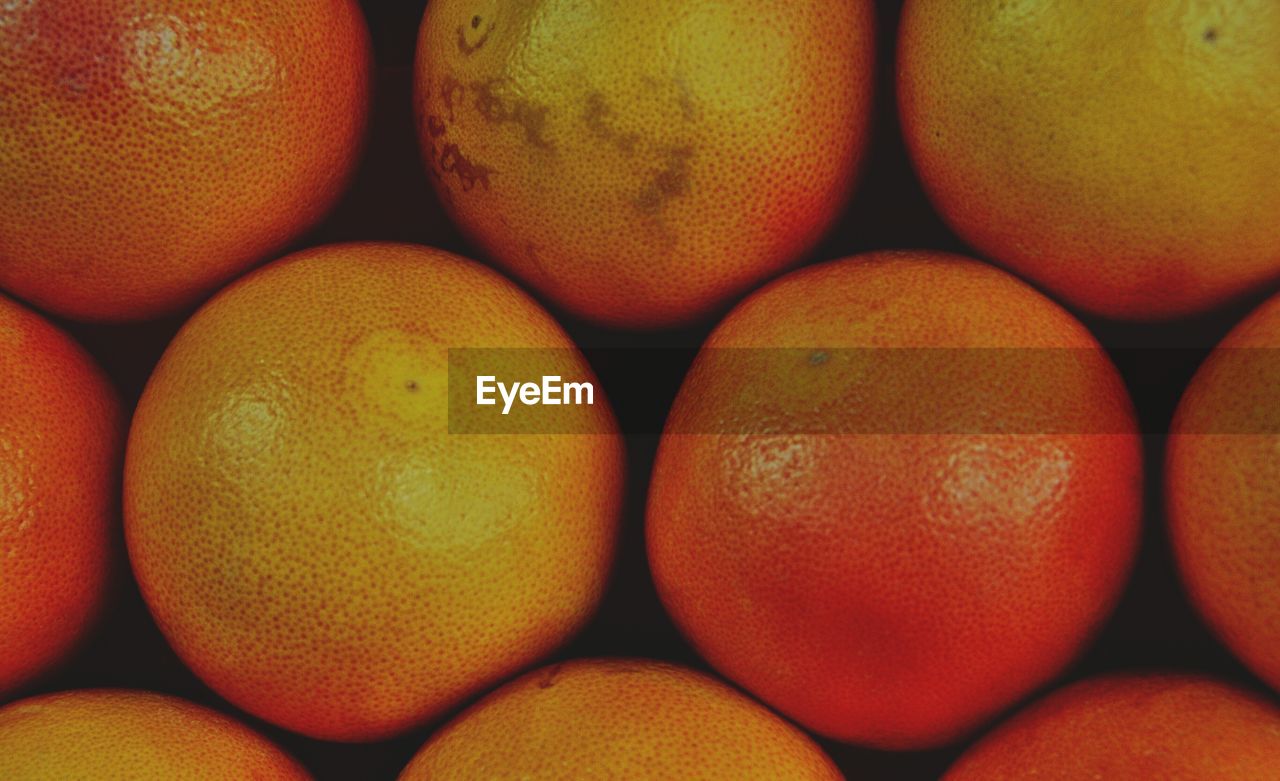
413;0;875;328
399;658;841;780
899;0;1280;320
1168;290;1280;692
0;0;372;322
0;689;309;779
944;675;1280;779
647;251;1143;748
124;243;623;742
0;293;122;699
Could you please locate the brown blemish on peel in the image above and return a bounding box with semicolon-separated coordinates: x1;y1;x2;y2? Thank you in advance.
437;143;493;191
636;145;694;212
583;92;640;154
472;78;552;149
440;75;466;121
436;74;553;150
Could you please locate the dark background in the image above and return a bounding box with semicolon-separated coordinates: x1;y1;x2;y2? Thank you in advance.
25;0;1280;778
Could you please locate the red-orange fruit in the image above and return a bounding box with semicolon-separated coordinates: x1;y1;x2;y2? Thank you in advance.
414;0;876;328
0;689;310;779
0;293;121;699
647;251;1143;748
944;675;1280;779
1167;290;1280;692
0;0;372;322
399;659;842;780
125;243;623;741
899;0;1280;320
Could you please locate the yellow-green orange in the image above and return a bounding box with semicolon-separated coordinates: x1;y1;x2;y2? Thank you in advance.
899;0;1280;319
0;689;309;779
414;0;875;328
125;243;623;741
0;0;371;321
400;659;842;780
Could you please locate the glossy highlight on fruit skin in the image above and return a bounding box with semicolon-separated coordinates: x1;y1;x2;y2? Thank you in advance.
0;689;310;780
899;0;1280;320
0;293;122;700
124;243;624;742
0;0;372;322
399;658;843;781
1168;290;1280;694
944;675;1280;780
414;0;875;329
647;251;1143;749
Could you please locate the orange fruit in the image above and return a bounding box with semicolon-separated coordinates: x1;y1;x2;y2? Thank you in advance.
413;0;875;328
647;251;1143;748
399;658;841;780
0;0;371;322
944;675;1280;780
898;1;1280;320
0;293;121;699
124;243;623;741
0;689;309;779
1167;290;1280;691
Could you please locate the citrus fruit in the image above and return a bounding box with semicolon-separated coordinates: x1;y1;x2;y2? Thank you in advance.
413;0;875;328
1168;290;1280;691
0;689;309;779
124;243;623;741
944;674;1280;779
899;0;1280;320
647;251;1143;748
0;293;121;699
0;0;372;322
399;658;841;780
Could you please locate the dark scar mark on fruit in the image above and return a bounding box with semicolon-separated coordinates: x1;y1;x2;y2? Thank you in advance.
472;78;552;149
641;75;698;122
636;145;694;212
405;380;420;392
440;75;466;122
1203;27;1218;42
422;109;494;190
438;74;553;150
437;143;493;191
456;17;493;55
583;92;639;155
